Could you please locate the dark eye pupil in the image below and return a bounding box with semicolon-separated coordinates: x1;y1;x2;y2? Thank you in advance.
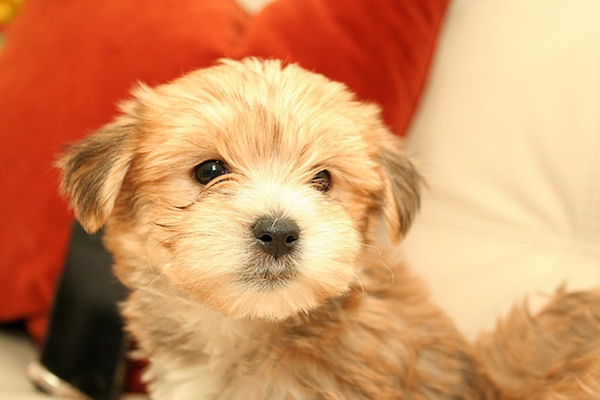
193;160;228;185
312;170;331;192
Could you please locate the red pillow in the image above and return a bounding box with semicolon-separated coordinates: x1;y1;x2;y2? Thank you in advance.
236;0;449;136
0;0;250;341
0;0;449;342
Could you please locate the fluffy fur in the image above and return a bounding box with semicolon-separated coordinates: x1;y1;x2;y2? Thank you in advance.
477;288;600;399
57;58;596;399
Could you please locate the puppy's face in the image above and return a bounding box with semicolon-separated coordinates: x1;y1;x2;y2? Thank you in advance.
58;59;421;320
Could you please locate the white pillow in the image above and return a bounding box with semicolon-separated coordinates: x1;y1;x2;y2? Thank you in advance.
402;0;600;339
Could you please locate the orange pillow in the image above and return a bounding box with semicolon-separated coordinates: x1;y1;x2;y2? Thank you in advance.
0;0;250;341
0;0;449;342
236;0;449;136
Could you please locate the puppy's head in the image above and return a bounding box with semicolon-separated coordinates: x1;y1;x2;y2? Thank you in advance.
58;58;422;320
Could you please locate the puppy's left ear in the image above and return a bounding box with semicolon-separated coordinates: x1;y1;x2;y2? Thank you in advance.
379;136;423;243
57;105;137;234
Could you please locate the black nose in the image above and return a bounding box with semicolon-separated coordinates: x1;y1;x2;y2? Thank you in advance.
253;218;300;259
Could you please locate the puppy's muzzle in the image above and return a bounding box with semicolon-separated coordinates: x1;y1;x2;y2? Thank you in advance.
253;218;299;259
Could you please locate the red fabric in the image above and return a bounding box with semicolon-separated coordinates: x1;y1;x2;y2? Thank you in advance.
236;0;449;138
0;0;449;344
0;0;250;341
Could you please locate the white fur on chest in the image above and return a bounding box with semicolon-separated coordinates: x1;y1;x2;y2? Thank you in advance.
140;295;316;400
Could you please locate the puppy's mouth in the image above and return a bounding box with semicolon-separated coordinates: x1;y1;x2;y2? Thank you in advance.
241;216;300;289
241;254;299;290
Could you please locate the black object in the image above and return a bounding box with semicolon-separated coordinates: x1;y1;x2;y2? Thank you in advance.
28;222;128;399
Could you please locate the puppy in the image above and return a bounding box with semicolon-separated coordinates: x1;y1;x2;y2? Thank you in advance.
58;58;495;399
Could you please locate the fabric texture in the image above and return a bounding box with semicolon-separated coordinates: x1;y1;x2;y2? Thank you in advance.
402;0;600;339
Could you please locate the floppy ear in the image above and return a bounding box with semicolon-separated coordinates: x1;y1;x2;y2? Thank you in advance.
379;136;423;243
57;108;137;234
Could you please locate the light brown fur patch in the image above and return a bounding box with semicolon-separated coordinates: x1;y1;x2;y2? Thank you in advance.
477;289;600;399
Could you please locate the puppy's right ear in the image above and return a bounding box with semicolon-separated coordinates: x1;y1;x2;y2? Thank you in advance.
379;135;423;243
57;106;137;234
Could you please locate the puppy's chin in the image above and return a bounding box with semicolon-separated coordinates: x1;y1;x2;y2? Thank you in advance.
164;259;357;321
163;243;360;321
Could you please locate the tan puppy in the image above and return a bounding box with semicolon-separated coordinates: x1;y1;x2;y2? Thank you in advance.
58;58;495;399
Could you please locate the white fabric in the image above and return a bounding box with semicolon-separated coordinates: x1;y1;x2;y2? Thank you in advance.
403;0;600;339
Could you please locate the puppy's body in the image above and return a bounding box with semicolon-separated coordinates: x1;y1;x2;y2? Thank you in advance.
122;252;490;399
58;58;496;399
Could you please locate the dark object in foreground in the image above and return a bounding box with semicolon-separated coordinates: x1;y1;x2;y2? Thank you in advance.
28;222;127;400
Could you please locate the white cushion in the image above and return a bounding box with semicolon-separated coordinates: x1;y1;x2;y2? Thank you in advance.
403;0;600;339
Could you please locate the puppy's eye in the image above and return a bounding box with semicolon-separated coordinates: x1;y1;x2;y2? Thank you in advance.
311;170;331;192
193;160;228;185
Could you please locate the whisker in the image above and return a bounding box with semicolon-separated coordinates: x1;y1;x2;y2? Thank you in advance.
137;285;199;308
352;271;366;297
146;259;156;275
359;242;395;283
144;269;163;290
360;242;382;258
381;257;395;284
